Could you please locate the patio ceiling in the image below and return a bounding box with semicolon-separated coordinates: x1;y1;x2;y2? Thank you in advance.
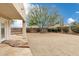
0;3;24;20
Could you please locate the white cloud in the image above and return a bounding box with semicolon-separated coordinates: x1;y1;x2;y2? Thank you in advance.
23;3;36;15
23;3;36;14
23;3;31;15
75;11;79;13
67;18;75;24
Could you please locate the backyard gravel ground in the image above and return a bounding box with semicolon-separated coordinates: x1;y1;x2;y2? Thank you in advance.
27;33;79;56
1;33;79;56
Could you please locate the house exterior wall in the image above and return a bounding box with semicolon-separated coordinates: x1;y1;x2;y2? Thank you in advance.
0;3;26;42
0;17;11;42
13;3;26;20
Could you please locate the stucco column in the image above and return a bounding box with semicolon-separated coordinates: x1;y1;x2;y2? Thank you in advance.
5;19;11;40
0;23;1;41
22;20;26;39
5;20;8;40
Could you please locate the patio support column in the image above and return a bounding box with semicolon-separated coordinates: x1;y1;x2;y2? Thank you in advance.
8;20;11;39
5;19;11;40
22;20;26;39
5;20;8;40
0;23;1;41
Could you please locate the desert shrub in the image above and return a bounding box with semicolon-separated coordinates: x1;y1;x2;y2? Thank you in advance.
48;28;57;32
48;27;61;32
26;28;30;32
54;28;58;32
56;27;61;32
71;24;79;33
62;26;69;33
37;28;40;32
48;29;52;32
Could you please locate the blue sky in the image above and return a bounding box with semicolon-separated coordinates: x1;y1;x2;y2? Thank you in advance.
12;3;79;28
31;3;79;24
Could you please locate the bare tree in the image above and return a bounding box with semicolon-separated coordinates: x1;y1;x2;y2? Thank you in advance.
28;5;63;32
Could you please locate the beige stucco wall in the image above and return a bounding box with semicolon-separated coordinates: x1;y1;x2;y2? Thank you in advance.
13;3;26;20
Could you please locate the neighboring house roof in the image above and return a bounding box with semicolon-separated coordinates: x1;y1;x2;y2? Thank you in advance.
48;24;61;28
27;25;39;28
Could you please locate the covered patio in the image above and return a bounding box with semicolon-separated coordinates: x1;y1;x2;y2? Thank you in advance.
0;3;32;56
0;3;26;42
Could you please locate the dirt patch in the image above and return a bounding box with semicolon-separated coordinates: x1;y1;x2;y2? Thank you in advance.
27;33;79;56
0;44;10;48
0;44;32;56
1;40;29;48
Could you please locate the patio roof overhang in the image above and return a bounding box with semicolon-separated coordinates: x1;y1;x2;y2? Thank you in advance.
0;3;25;20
